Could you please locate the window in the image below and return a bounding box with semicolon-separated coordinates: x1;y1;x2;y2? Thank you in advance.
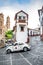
42;17;43;20
41;11;42;15
20;26;24;31
0;29;2;34
19;16;21;19
23;16;25;19
19;43;24;45
42;11;43;14
14;43;18;46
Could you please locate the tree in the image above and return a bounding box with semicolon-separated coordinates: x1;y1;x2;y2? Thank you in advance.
5;30;13;39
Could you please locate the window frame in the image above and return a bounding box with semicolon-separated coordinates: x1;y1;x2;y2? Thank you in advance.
20;26;24;31
14;43;18;46
19;16;21;20
23;16;25;19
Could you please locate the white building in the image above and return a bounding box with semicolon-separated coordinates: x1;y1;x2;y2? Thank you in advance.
38;6;43;40
28;28;40;36
13;10;28;43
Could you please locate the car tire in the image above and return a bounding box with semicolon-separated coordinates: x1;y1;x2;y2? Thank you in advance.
23;47;28;52
6;49;11;54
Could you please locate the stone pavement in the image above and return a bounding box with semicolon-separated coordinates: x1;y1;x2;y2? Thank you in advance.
0;36;43;65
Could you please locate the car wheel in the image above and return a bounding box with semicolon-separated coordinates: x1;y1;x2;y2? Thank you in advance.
23;47;28;52
6;49;11;54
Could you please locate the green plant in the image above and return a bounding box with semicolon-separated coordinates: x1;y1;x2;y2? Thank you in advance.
5;30;13;39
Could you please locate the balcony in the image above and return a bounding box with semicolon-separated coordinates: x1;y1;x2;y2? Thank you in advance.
18;20;26;23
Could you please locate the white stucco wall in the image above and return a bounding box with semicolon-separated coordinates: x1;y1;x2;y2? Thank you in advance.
16;23;28;42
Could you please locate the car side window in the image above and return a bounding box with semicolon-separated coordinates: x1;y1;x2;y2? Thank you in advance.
19;43;23;45
14;43;18;46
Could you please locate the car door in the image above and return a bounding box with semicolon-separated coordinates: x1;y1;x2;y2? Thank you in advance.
13;43;19;51
18;43;23;50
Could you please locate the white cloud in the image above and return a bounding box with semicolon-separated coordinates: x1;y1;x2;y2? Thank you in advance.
0;0;43;29
0;6;17;29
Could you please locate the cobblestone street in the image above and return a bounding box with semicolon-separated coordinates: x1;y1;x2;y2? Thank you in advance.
0;36;43;65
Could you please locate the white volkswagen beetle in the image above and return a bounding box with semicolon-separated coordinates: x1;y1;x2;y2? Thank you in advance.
6;42;31;53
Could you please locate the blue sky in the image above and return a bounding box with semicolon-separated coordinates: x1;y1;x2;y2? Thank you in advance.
0;0;43;29
0;0;43;9
0;0;31;6
9;0;31;4
0;0;42;7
